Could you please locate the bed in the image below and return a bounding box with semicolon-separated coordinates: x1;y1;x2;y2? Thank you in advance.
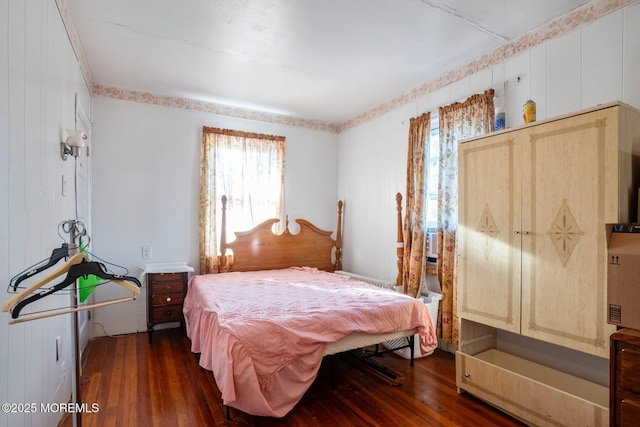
183;196;437;417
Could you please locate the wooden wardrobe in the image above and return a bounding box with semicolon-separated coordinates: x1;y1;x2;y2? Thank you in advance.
456;102;640;426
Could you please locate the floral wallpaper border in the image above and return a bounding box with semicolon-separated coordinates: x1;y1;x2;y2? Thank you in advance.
91;85;340;133
57;0;636;134
56;0;94;89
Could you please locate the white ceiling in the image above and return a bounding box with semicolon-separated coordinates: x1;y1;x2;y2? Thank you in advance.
65;0;593;125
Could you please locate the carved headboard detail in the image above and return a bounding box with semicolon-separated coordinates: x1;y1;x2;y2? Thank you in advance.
218;196;343;273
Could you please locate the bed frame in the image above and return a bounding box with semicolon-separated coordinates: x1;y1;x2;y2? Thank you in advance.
217;195;343;273
212;194;419;419
215;194;416;358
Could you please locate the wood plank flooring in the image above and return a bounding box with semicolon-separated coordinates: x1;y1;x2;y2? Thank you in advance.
60;328;524;426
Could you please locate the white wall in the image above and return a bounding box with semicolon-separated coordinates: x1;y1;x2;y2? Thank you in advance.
338;4;640;286
90;97;338;335
1;1;93;426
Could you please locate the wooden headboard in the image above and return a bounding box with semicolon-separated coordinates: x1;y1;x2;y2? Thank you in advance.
218;196;343;272
393;192;435;288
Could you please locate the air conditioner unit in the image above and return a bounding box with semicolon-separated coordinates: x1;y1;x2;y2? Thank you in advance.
426;229;437;260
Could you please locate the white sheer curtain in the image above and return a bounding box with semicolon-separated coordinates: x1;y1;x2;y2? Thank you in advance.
200;127;285;274
437;89;494;347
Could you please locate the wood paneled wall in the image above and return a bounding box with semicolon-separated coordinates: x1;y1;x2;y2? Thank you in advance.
1;1;92;426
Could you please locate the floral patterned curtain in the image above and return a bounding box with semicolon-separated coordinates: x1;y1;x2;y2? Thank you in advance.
199;127;285;274
437;89;494;347
402;112;431;298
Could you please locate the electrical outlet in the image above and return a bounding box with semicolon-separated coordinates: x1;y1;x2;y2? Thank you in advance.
142;245;152;260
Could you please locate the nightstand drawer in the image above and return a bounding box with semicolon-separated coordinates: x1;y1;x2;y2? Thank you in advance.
618;345;640;395
150;281;183;293
151;292;184;307
149;275;184;292
618;392;640;426
152;305;183;323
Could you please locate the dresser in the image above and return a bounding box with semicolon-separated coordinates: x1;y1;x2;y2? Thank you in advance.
610;328;640;426
143;263;194;342
456;102;640;426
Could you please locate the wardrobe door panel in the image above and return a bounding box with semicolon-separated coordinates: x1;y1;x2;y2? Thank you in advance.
458;134;522;333
520;108;618;357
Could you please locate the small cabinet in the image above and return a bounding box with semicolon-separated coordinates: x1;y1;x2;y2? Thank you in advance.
146;271;188;342
611;328;640;426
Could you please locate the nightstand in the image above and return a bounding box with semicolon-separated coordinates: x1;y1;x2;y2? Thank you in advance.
143;262;194;342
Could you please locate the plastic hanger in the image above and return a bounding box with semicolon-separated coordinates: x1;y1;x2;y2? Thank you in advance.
3;252;88;313
8;259;141;319
3;254;141;323
9;243;70;291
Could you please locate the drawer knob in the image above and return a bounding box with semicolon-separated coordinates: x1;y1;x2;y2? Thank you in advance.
166;297;172;303
464;372;470;378
165;310;172;316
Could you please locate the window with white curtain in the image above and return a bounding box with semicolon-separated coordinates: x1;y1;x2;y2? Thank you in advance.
199;127;285;273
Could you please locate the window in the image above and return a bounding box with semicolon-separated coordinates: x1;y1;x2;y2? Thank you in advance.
214;134;285;233
199;127;285;273
425;114;439;260
425;113;439;229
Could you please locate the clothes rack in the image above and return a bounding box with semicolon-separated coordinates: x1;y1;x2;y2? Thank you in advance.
3;220;140;427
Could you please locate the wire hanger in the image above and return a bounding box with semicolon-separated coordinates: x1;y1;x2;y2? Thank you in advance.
3;253;141;324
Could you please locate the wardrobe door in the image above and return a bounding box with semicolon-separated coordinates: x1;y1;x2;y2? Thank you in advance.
458;133;522;334
520;108;618;357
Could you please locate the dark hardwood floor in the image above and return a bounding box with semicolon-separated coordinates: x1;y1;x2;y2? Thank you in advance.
61;328;524;426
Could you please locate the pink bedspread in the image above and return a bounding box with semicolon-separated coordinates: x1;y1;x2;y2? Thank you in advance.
183;267;437;417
